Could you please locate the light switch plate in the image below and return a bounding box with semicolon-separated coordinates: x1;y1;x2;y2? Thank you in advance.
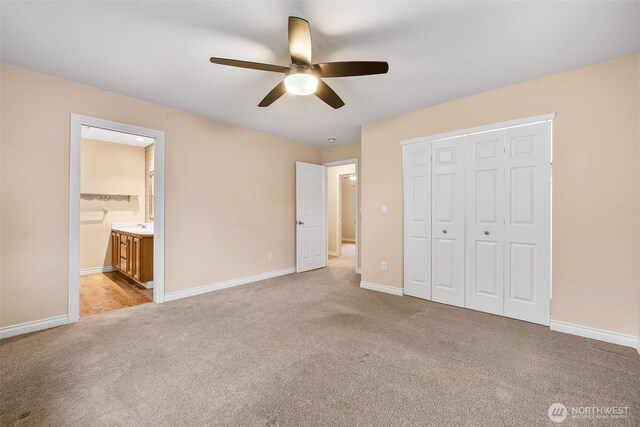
381;205;388;215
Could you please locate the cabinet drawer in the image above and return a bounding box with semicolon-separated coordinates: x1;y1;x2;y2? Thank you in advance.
120;243;128;258
120;257;127;271
121;234;128;244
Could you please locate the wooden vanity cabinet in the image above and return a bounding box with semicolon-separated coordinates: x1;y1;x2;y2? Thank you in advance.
110;230;153;284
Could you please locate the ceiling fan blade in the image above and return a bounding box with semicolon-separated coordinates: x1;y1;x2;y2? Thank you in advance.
210;57;289;73
315;80;345;109
314;61;389;78
258;81;287;107
288;16;312;66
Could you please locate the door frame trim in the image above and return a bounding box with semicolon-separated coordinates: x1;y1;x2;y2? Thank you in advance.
323;158;360;274
68;114;165;322
400;113;556;146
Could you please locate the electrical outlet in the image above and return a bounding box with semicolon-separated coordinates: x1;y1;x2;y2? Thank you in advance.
381;261;387;271
268;252;273;261
381;205;388;215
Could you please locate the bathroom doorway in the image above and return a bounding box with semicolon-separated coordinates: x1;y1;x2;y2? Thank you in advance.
69;115;165;322
324;159;359;273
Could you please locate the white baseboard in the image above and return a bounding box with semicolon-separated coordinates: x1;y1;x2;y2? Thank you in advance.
80;265;116;275
165;267;296;302
0;315;69;340
141;281;154;289
550;320;639;350
360;281;404;296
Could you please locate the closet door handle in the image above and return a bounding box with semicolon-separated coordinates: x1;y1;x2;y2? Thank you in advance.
297;221;304;225
484;231;490;236
442;229;447;234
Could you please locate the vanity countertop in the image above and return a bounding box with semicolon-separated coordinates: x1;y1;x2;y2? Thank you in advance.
112;223;154;236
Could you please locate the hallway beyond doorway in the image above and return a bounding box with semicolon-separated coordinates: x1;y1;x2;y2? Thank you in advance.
329;242;356;269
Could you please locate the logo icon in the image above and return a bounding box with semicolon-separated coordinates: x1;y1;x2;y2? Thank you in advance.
548;403;568;423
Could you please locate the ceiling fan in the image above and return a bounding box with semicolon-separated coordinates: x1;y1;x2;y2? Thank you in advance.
210;16;389;109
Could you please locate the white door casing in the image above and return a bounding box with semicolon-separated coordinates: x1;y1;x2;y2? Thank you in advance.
403;141;431;299
503;122;551;325
431;136;466;307
296;161;327;273
465;130;505;315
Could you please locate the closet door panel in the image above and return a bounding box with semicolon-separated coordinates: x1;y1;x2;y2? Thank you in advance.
503;122;551;325
403;142;431;299
431;136;465;307
465;131;505;315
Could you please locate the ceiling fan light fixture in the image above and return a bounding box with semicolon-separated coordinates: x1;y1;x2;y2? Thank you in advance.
210;17;389;108
284;71;318;96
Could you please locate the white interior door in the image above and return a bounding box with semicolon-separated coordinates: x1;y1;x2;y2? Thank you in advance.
503;122;551;325
431;136;465;307
296;161;327;273
465;130;505;315
403;141;431;299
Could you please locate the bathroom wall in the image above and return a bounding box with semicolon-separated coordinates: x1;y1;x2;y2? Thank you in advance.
80;139;145;270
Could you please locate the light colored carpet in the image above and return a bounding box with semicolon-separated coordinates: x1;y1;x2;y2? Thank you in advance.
1;253;639;426
340;242;355;257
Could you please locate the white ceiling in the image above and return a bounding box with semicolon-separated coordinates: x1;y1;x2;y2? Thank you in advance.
1;1;639;147
81;126;155;147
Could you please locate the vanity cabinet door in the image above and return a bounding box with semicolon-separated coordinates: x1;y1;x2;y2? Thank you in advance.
111;232;120;267
126;236;134;275
132;238;141;281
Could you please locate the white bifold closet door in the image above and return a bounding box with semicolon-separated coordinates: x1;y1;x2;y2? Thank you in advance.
465;123;551;324
465;130;506;315
403;142;431;299
431;136;465;307
503;123;551;325
402;118;551;326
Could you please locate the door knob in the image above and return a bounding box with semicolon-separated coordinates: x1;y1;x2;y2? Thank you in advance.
484;231;490;235
297;221;304;225
442;229;447;234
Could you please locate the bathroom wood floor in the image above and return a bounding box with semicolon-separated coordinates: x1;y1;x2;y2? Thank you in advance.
80;271;153;318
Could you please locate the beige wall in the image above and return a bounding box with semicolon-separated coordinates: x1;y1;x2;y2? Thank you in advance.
320;141;360;164
341;176;356;241
327;164;355;255
0;63;319;327
80;139;146;269
81;139;145;196
361;54;640;336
